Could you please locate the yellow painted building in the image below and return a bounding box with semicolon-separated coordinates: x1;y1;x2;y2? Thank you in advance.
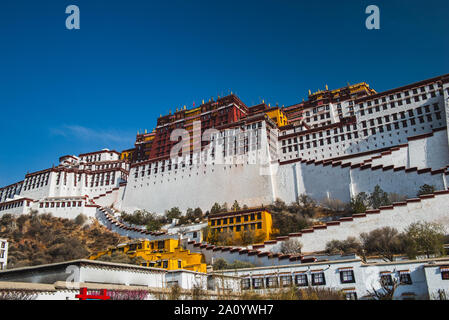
89;238;207;273
120;148;135;162
207;207;273;244
265;108;289;127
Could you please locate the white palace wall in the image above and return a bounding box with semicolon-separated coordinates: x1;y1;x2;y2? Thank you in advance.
408;129;449;170
121;162;276;214
297;194;449;252
255;191;449;254
275;130;448;205
370;146;408;168
349;166;444;198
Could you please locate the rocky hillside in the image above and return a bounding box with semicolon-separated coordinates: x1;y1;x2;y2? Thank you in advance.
0;212;128;269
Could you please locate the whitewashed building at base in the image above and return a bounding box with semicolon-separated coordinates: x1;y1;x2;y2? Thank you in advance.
0;259;241;300
212;257;449;300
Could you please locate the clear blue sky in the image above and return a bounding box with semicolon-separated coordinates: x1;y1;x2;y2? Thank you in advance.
1;0;448;186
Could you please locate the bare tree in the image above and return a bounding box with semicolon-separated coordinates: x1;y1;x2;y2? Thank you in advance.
366;277;399;300
279;239;303;254
167;284;182;300
0;290;37;300
360;227;402;262
107;289;149;300
191;283;205;300
321;197;347;213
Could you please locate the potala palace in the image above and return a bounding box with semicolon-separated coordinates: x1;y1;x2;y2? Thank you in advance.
1;73;449;253
2;73;449;300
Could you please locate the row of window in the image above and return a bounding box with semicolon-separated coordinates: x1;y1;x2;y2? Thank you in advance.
242;269;435;290
141;260;182;269
359;84;441;109
39;201;83;209
361;104;440;128
293;85;442;129
281;102;441;151
23;173;50;191
282;123;358;145
359;116;441;137
240;268;442;299
81;154;104;163
0;200;30;211
281;123;438;161
241;270;354;291
359;93;439;116
83;163;122;170
154;122;263;158
210;212;262;226
281;114;442;154
55;172;117;188
0;187;22;204
23;180;49;191
211;222;263;233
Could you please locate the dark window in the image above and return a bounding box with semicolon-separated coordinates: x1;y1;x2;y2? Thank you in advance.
295;274;308;287
345;292;358;300
241;279;251;290
311;272;326;286
399;273;412;285
380;274;393;286
441;269;449;280
340;270;356;284
266;277;279;288
280;276;292;287
252;278;263;289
